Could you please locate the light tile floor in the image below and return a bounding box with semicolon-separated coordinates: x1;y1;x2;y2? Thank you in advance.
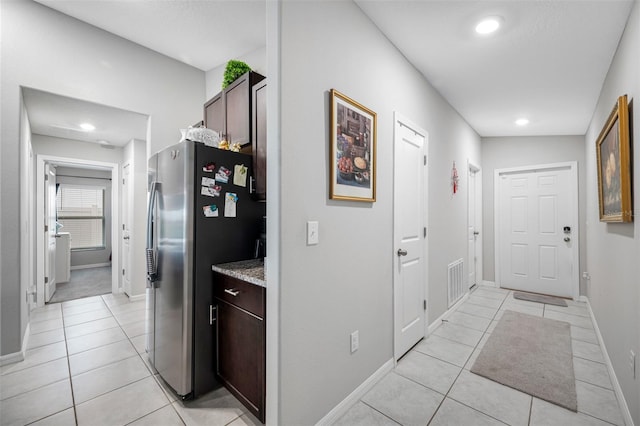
0;293;260;426
334;285;626;426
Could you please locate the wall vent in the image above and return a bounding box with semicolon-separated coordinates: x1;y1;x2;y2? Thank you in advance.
448;258;465;308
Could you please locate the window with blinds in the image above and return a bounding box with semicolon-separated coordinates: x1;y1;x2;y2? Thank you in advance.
56;185;105;250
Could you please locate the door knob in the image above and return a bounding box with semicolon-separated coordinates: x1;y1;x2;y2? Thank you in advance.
397;249;407;256
473;231;480;236
564;237;571;242
123;236;130;240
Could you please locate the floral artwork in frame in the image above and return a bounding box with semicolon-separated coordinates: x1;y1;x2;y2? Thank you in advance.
596;94;633;222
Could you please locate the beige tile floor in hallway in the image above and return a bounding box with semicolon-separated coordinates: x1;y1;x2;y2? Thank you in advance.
0;286;627;426
334;285;626;426
0;293;260;426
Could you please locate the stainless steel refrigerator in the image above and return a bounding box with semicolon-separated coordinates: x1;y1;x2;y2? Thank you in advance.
146;140;265;399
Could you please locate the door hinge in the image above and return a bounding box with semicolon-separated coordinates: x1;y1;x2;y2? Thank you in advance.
44;174;49;181
123;224;125;231
424;155;427;165
44;276;49;284
209;305;217;325
424;227;427;238
123;178;125;185
44;225;48;233
423;300;427;310
122;269;125;276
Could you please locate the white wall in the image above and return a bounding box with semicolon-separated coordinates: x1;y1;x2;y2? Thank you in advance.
1;0;204;356
205;46;267;100
584;1;640;423
276;1;480;423
32;135;125;165
481;135;587;295
122;139;148;298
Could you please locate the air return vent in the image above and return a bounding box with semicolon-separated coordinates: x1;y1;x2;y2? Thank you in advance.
448;258;465;308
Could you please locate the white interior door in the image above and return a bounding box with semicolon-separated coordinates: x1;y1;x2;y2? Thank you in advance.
497;164;577;298
468;167;478;288
393;114;428;360
44;164;57;302
122;163;132;295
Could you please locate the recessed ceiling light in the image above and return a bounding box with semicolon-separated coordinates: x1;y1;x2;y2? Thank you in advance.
515;118;530;126
79;123;95;131
475;17;501;35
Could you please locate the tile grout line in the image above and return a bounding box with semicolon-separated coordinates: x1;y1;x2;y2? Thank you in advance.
425;287;512;425
60;302;80;426
103;294;185;423
358;400;402;425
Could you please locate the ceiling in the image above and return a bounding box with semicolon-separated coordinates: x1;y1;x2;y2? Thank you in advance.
23;87;148;147
356;0;634;136
33;0;266;72
28;0;634;140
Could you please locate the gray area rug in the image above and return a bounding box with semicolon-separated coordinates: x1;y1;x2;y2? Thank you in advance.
471;310;577;412
513;291;568;307
49;266;112;303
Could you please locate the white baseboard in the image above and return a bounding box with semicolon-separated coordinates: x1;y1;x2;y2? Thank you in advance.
71;262;111;271
427;292;470;335
0;323;30;367
127;293;145;302
315;358;394;426
582;296;634;426
481;280;496;287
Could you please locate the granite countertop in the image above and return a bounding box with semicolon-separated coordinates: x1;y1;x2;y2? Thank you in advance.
212;259;265;287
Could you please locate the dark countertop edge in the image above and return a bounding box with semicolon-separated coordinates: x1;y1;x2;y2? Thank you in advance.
212;260;266;288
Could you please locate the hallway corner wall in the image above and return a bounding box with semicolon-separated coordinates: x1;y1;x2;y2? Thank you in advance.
276;1;480;424
1;0;204;356
584;1;640;423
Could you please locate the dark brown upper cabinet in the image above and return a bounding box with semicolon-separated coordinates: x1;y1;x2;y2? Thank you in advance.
204;71;266;149
251;79;267;201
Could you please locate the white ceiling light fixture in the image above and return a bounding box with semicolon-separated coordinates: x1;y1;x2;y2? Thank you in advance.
515;118;530;126
475;16;502;35
79;122;96;131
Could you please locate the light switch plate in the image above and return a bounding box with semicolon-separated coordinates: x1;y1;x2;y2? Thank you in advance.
307;221;319;245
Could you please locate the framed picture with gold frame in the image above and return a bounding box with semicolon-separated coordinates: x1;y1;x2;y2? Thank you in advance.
330;89;377;202
596;94;633;222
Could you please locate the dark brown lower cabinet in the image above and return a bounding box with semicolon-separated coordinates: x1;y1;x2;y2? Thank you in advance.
214;273;265;423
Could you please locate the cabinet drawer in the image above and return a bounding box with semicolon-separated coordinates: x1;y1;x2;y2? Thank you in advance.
214;272;265;318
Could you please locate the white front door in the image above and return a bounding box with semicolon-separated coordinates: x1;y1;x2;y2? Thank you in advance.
497;164;577;298
468;167;478;288
44;164;57;302
122;163;132;295
393;113;428;360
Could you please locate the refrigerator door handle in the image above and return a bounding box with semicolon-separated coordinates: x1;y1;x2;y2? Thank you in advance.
146;181;159;283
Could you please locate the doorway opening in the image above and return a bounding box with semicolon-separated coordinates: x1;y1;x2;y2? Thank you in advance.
393;112;429;362
467;162;481;289
494;162;579;299
36;156;121;306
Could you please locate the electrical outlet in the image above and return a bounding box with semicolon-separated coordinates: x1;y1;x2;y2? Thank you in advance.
630;350;636;379
350;330;359;353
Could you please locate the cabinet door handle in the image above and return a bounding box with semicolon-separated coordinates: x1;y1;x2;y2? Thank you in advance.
209;305;217;325
224;288;240;297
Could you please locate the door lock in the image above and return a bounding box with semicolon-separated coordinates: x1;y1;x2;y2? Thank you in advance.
397;249;408;256
564;237;571;242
